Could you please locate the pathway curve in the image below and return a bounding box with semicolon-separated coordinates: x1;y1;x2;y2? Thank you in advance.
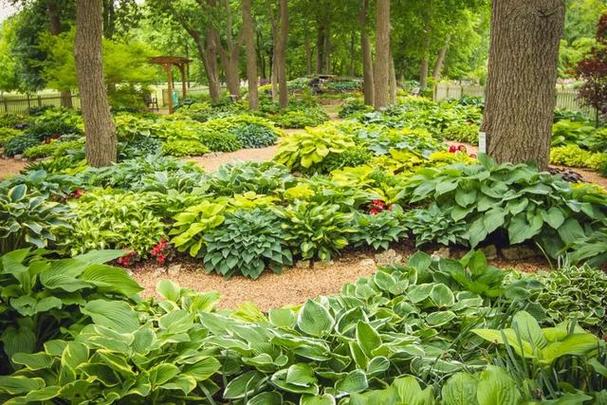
0;158;27;180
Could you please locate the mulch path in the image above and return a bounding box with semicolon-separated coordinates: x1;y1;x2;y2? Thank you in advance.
0;157;27;180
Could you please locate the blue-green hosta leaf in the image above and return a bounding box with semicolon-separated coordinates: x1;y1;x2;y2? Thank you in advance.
8;184;27;202
0;321;36;360
297;300;335;337
476;366;521;405
407;251;431;272
335;369;368;394
81;299;140;334
441;372;479;405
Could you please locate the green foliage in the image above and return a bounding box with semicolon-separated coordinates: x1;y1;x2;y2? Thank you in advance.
349;207;406;250
277;201;355;261
204;161;296;196
63;190;166;256
551;119;596;147
442;122;479;144
271;107;330;129
23;139;83;159
0;184;72;253
274;125;356;173
3;134;39;157
26;108;82;140
0;127;22;147
203;209;293;279
170;200;227;257
550;145;607;170
338;98;374;118
232;123;278;148
0;169;80;199
400;156;607;258
161;139;209;157
318;145;373;172
534;264;607;334
405;205;469;247
200;129;242;152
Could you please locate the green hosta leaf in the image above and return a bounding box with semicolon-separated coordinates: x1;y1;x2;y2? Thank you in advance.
426;311;457;327
541;333;600;365
80;264;143;297
0;376;45;395
511;311;546;351
430;284;455;308
300;394;336;405
455;188;477;207
367;356;390;375
160;374;197;394
271;367;319;395
558;218;586;245
81;299;140;334
183;357;221;381
335;369;368;394
483;207;506;235
542;207;565;230
269;308;296;329
476;366;521;405
408;251;431;272
393;376;435;405
12;352;53;370
224;370;267;400
356;321;381;358
247;391;283;405
8;184;27;202
297;300;335;337
157;279;181;302
441;372;479;405
148;363;180;386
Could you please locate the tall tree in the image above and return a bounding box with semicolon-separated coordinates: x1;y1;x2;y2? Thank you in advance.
242;0;259;109
482;0;565;168
276;0;288;108
418;0;432;91
374;0;390;109
359;0;374;105
217;0;242;100
74;0;116;167
46;0;72;107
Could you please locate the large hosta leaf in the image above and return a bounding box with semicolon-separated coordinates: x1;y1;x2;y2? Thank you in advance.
81;300;140;334
476;366;520;405
441;372;479;405
80;264;143;297
297;300;335;337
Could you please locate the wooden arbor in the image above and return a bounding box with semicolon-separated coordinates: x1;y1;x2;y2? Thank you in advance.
149;56;192;113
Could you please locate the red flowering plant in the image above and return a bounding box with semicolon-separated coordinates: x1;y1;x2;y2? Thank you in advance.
116;251;138;267
69;188;85;199
368;199;390;215
150;239;174;265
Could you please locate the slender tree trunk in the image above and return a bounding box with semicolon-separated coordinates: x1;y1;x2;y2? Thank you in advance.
349;31;356;76
74;0;116;167
419;1;432;92
205;29;221;103
433;35;450;81
373;0;390;109
316;17;331;74
304;24;312;76
482;0;565;169
360;0;374;105
242;0;258;109
219;0;241;100
389;50;397;104
276;0;288;109
47;0;73;109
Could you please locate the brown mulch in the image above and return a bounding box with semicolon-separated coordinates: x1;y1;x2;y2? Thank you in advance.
131;245;551;311
0;157;27;180
186;145;279;172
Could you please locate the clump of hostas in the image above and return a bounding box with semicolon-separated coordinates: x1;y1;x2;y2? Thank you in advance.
548;166;584;183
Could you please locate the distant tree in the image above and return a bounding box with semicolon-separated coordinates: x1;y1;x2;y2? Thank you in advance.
276;0;288;108
576;12;607;126
74;0;117;167
242;0;259;109
482;0;565;169
359;0;374;105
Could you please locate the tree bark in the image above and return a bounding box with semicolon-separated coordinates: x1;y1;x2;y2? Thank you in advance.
389;50;397;104
373;0;390;109
74;0;116;167
304;23;312;76
47;0;73;109
360;0;374;105
419;0;432;92
205;28;222;103
218;0;241;100
482;0;565;169
316;17;331;74
276;0;288;109
433;35;450;81
242;0;258;109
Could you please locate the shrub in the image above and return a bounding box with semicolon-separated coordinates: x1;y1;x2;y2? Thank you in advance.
232;123;278;148
23;139;83;159
63;190;166;256
0;184;73;253
0;127;22;147
550;144;607;170
277;201;355;261
3;134;40;157
274;125;356;173
162;139;209;156
203;208;293;279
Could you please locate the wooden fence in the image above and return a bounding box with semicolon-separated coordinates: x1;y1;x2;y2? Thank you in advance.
433;83;597;118
0;93;81;114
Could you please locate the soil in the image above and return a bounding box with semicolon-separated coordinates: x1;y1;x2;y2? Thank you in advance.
0;157;27;180
186;145;279;172
131;245;550;311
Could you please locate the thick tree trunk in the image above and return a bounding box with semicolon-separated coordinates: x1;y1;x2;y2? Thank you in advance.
360;0;374;105
433;35;450;81
74;0;116;167
482;0;565;169
316;19;331;74
242;0;258;109
276;0;288;109
47;0;73;109
205;29;221;103
373;0;390;109
219;0;241;100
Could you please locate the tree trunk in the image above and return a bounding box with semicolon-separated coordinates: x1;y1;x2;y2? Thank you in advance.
360;0;374;105
316;18;331;74
433;35;450;81
219;0;241;100
373;0;390;109
74;0;116;167
389;51;397;104
47;0;73;109
482;0;565;169
419;1;432;92
242;0;258;109
276;0;288;109
205;29;221;103
349;31;356;76
304;23;312;76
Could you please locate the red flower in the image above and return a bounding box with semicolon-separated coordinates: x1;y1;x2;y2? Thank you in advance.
448;145;458;153
150;239;173;265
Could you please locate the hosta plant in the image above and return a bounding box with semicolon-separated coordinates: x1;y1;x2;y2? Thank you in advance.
277;201;356;261
0;184;72;253
203;208;293;279
349;206;407;250
274;125;356;173
161;139;209;157
170;200;227;257
204;161;296;196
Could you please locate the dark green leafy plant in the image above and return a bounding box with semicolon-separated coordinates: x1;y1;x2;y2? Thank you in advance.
404;205;468;247
205;161;296;196
203;208;293;279
3;134;39;157
349;207;407;250
23;139;83;159
0;169;80;199
232;123;278;148
0;184;73;253
200;129;242;151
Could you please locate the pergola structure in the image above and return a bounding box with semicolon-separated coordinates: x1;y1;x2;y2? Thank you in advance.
149;56;192;113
